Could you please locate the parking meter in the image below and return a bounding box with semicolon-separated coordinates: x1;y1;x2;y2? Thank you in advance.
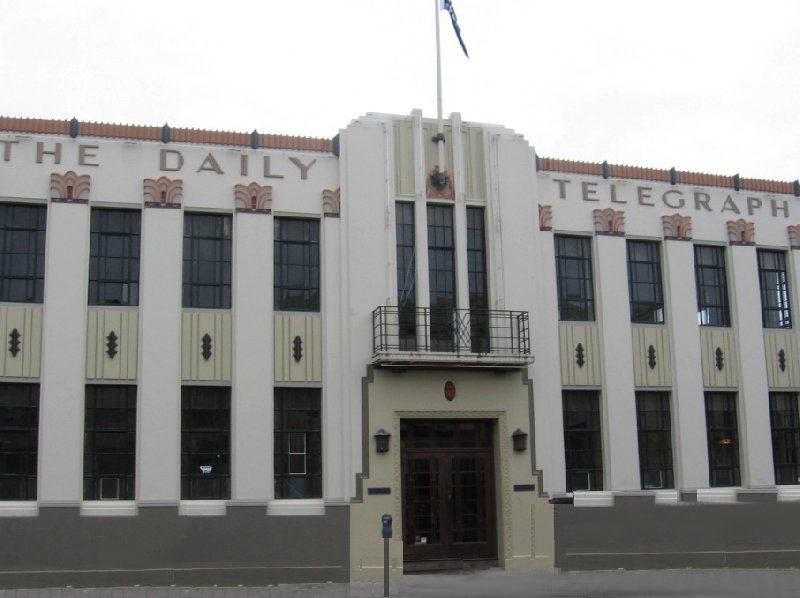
382;513;393;538
381;514;392;596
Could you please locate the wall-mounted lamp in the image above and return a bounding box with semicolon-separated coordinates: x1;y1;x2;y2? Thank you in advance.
512;429;528;452
374;429;391;453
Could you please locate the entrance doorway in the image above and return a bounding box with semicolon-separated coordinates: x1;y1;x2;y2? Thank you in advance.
400;419;496;564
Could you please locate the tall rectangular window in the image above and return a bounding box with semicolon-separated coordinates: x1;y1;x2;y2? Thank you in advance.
89;209;141;306
274;218;320;311
694;245;730;326
84;385;136;500
274;388;322;499
395;203;416;350
769;392;800;485
635;392;674;489
0;383;38;500
0;204;46;303
758;249;791;329
183;214;232;309
467;207;489;353
627;240;664;324
555;236;594;321
705;392;740;487
427;205;456;351
181;387;230;500
563;391;603;491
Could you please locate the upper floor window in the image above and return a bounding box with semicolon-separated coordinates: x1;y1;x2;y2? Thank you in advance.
694;245;730;327
427;205;456;351
627;240;664;324
395;203;416;350
89;209;140;306
758;249;791;329
183;214;232;309
555;235;594;321
274;218;320;312
0;383;39;500
467;207;489;353
0;204;46;303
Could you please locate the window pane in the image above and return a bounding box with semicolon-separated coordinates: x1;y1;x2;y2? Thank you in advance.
274;218;320;311
704;392;740;487
274;388;322;498
0;384;39;500
562;391;603;491
181;387;231;500
183;214;232;309
695;246;730;327
0;205;46;303
555;236;594;321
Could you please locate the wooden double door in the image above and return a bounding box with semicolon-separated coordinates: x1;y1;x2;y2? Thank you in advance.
401;420;496;562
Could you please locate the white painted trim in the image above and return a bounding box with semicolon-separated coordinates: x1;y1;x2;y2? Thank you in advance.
572;491;614;507
696;487;738;504
776;486;800;502
178;500;227;516
0;502;38;517
267;499;325;516
654;490;680;505
80;501;138;517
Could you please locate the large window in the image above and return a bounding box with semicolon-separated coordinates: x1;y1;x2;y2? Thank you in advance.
627;240;664;324
183;213;232;309
704;392;740;487
89;209;140;306
395;203;416;350
181;387;230;500
427;205;456;351
562;391;603;491
555;236;594;321
467;207;489;353
274;218;320;311
0;383;38;500
758;249;791;329
274;388;321;499
770;392;800;485
694;245;730;327
0;204;46;303
84;385;136;500
635;392;673;489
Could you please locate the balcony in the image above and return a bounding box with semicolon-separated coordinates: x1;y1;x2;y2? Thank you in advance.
372;306;533;369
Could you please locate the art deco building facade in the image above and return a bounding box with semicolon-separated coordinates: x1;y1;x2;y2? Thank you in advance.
0;112;798;586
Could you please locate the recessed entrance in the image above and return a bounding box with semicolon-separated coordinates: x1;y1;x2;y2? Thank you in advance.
400;419;496;566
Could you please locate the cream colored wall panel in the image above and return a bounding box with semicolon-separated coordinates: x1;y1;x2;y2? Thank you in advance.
181;311;232;382
699;328;739;388
85;308;138;380
0;306;42;378
559;323;601;386
274;313;322;383
422;122;454;184
462;125;486;200
764;329;800;388
631;326;672;387
393;120;415;197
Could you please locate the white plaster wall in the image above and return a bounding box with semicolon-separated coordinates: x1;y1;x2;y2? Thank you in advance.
38;201;89;504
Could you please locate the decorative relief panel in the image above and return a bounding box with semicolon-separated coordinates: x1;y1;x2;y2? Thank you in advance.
425;167;454;200
538;204;552;231
559;323;601;386
699;328;739;388
182;311;231;381
322;188;341;217
662;213;692;240
50;171;90;202
86;309;138;380
393;119;415;197
144;176;183;208
787;225;800;250
631;326;672;387
462;125;486;201
726;219;755;246
593;208;625;236
234;182;272;213
274;313;322;383
764;330;800;388
0;306;41;378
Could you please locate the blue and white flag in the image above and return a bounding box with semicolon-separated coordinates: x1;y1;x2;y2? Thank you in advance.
442;0;469;58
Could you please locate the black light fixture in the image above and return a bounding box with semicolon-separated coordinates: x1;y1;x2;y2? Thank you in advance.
374;429;391;453
512;429;528;452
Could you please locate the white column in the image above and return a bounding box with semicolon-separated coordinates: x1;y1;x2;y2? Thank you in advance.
595;234;639;491
663;239;707;490
38;201;90;504
730;244;774;488
137;206;182;504
231;212;272;502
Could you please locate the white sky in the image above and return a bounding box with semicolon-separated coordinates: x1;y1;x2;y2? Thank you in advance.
3;0;798;181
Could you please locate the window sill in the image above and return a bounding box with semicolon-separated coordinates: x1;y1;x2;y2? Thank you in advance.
571;491;614;507
178;500;227;516
696;487;738;504
0;502;38;517
777;486;800;502
80;501;138;517
267;499;325;516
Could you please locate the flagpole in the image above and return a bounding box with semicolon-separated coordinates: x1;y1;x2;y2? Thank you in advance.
434;0;445;174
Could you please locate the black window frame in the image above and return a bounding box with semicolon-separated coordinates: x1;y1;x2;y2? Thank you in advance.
88;208;141;306
83;385;136;500
694;245;730;327
627;240;665;324
0;383;39;500
274;387;322;499
757;249;792;329
555;235;595;322
182;213;232;309
427;204;456;351
395;202;417;350
563;390;603;491
273;218;320;312
769;392;800;485
467;207;490;353
0;204;46;304
704;392;741;487
635;391;674;489
181;386;231;500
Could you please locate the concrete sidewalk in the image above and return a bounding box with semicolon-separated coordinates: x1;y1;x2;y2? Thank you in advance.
3;568;800;597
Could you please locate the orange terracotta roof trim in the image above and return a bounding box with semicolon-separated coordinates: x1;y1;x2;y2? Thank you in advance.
0;116;333;153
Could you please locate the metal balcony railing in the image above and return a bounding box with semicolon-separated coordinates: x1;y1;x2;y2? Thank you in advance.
372;306;531;364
